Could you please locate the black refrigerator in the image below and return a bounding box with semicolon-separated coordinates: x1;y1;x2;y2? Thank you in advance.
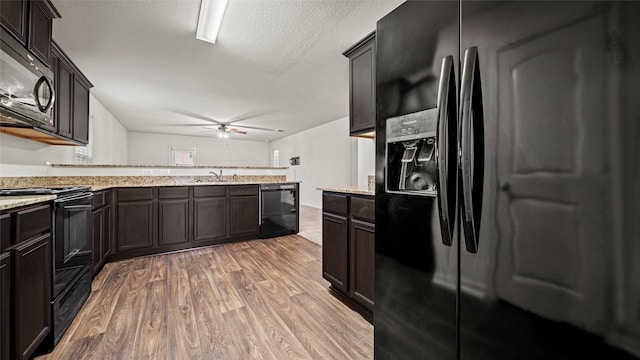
374;1;640;359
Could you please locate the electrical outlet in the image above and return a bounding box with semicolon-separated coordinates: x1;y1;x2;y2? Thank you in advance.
142;169;152;175
160;169;170;174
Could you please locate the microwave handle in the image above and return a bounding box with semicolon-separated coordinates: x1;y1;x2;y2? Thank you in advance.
34;75;55;113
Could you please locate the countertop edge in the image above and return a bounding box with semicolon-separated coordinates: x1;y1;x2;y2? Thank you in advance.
317;187;374;197
0;195;56;211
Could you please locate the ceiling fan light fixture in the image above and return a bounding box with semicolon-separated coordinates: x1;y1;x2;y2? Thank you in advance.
196;0;229;44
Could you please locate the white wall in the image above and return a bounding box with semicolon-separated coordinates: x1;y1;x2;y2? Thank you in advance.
89;94;128;164
270;117;357;208
127;132;271;166
0;94;127;175
357;137;375;188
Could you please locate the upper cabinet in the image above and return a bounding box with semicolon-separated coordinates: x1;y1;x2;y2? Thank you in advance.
40;41;93;145
0;0;61;67
343;32;376;137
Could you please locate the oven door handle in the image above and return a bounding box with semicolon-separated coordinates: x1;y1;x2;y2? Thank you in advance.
54;193;94;204
61;204;92;211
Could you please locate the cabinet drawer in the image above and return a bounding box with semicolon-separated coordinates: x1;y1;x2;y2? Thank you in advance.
158;187;189;199
16;204;51;243
117;188;154;202
229;185;258;197
92;191;105;209
323;193;348;216
193;186;227;198
351;197;375;223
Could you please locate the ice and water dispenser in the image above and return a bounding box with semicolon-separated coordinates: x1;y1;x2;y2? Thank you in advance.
385;108;439;196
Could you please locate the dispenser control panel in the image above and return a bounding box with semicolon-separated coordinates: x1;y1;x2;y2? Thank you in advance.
385;108;439;197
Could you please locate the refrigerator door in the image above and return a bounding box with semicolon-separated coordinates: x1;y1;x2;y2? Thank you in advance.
459;1;640;359
375;1;459;359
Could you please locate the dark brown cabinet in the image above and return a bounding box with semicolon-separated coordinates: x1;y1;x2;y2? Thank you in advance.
92;190;112;276
43;42;93;144
322;192;374;318
193;190;227;243
229;185;259;237
113;185;260;261
14;233;51;360
0;0;28;45
0;0;60;66
0;252;11;360
158;187;190;247
322;212;349;293
343;32;376;136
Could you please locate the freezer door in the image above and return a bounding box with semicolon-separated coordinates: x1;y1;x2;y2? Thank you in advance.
459;1;640;359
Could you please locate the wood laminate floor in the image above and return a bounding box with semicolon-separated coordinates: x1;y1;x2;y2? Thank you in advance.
36;235;372;360
297;205;322;245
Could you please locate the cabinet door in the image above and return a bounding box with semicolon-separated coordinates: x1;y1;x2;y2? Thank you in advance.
0;0;28;45
103;204;111;260
116;201;155;252
193;198;227;242
72;79;90;144
322;213;349;293
350;219;375;311
92;207;104;275
27;0;52;66
348;34;375;135
54;46;74;139
0;252;11;360
14;233;51;360
158;199;190;246
229;196;258;237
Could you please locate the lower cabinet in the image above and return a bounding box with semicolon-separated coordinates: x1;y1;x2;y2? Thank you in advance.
322;212;349;293
92;190;112;276
229;185;259;237
349;219;375;312
0;252;10;360
113;185;259;260
14;234;52;360
322;192;374;318
1;202;53;360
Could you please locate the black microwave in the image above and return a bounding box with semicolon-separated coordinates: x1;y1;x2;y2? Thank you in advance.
0;28;55;128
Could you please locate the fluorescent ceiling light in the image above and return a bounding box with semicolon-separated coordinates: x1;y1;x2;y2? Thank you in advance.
196;0;229;44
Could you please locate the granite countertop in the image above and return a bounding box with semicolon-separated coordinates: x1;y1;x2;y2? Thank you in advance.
317;186;374;196
0;195;56;211
52;164;288;169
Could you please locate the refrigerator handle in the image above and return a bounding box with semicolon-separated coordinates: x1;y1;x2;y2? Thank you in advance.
459;46;485;254
436;55;457;247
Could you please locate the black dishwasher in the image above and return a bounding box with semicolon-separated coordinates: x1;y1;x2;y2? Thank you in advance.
259;183;299;238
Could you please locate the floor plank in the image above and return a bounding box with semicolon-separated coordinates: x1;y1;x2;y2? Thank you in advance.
36;235;372;360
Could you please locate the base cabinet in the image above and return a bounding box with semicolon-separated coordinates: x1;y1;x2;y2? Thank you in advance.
14;234;52;360
322;212;349;293
322;192;374;318
1;203;52;360
0;252;11;360
113;185;259;260
92;190;112;276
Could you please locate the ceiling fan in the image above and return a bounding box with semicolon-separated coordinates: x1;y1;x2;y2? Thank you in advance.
164;109;284;137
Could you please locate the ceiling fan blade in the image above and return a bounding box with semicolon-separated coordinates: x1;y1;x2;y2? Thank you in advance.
165;109;222;124
231;124;284;132
225;110;276;125
161;123;216;127
229;128;247;134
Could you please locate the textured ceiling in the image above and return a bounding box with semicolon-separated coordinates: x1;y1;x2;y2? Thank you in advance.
51;0;404;141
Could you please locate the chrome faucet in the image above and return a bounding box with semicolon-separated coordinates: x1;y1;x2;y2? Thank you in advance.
209;170;223;181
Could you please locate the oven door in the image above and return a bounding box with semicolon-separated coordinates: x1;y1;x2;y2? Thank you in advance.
53;192;93;299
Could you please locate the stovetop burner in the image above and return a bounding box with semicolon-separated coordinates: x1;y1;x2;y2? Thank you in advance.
0;186;91;196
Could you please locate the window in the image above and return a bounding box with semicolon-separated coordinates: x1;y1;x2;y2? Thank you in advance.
273;149;279;167
170;146;197;166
